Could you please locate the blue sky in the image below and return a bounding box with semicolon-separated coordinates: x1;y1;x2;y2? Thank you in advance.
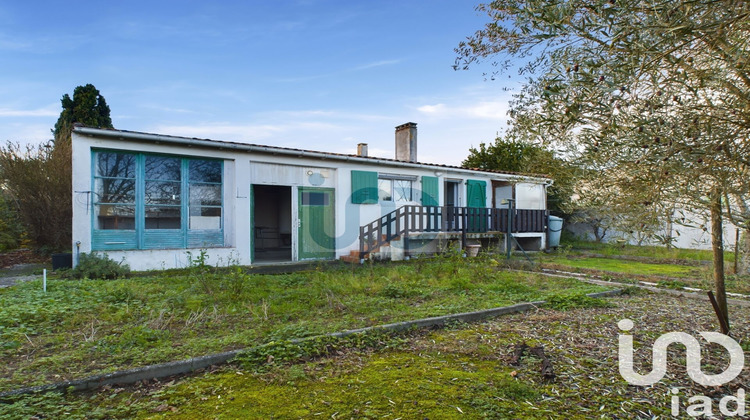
0;0;519;165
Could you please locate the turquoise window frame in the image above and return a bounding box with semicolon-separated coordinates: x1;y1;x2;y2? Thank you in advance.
91;149;224;251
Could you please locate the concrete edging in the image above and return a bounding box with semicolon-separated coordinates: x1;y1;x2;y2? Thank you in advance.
0;290;620;399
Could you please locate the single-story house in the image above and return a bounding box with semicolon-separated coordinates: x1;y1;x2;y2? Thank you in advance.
71;122;553;270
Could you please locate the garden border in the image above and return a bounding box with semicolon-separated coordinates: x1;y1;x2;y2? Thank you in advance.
0;289;621;399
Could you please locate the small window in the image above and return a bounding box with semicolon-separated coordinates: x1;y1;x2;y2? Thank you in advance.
378;179;392;201
378;176;413;202
393;180;412;202
301;191;329;206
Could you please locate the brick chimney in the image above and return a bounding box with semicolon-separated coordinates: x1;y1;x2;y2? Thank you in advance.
357;143;368;157
395;122;417;162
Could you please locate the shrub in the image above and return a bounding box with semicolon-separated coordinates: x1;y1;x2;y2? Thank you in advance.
64;252;130;280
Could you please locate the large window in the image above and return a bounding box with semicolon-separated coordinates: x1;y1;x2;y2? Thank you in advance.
92;151;224;250
189;160;222;230
95;152;137;230
145;156;181;229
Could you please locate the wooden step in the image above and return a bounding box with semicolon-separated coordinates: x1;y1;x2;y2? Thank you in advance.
339;250;367;263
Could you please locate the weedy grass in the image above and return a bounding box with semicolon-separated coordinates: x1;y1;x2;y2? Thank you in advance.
558;238;733;262
539;252;750;294
0;254;606;392
13;293;746;419
540;255;701;278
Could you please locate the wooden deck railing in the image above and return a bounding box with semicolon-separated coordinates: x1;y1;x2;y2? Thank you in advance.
359;205;548;259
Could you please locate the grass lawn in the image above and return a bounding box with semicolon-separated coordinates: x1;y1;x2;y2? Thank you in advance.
5;290;749;419
538;240;750;295
540;255;702;278
0;256;607;393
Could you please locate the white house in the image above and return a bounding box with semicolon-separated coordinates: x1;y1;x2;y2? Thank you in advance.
71;123;552;270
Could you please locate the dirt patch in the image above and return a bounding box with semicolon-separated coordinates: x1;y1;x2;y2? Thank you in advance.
0;249;48;269
574;252;711;266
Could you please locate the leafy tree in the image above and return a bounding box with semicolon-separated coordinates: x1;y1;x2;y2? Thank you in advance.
0;84;113;251
455;0;750;330
463;136;576;216
0;142;71;251
0;189;24;251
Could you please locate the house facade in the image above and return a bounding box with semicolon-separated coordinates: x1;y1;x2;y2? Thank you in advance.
71;123;552;270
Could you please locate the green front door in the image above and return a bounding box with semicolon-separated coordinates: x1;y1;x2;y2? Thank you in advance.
298;187;335;260
466;179;487;232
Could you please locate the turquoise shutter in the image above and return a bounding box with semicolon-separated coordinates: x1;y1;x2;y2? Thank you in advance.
421;176;439;206
351;170;378;204
466;179;487;208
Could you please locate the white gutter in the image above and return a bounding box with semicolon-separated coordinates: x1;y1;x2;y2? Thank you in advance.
74;126;552;185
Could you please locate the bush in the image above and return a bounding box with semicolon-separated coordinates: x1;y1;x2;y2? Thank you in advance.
0;192;24;251
63;252;130;280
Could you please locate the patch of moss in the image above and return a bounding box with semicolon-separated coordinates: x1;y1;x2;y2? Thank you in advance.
141;351;535;419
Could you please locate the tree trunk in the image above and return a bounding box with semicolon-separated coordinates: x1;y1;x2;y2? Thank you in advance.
739;228;750;276
710;189;729;330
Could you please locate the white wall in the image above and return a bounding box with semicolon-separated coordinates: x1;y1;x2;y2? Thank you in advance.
516;183;546;210
73;131;551;269
567;211;740;251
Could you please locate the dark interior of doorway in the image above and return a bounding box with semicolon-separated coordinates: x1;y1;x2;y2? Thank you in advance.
253;185;292;262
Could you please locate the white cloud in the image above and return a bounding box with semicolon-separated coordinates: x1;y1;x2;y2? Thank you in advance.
416;103;447;115
274;59;402;83
416;100;508;120
258;109;391;122
0;106;58;117
352;59;401;71
0;122;53;144
150;123;285;142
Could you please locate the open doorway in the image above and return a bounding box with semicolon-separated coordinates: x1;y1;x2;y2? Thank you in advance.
252;185;292;262
492;180;513;208
444;180;461;230
444;180;461;207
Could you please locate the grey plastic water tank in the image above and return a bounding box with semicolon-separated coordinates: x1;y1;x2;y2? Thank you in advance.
548;215;563;248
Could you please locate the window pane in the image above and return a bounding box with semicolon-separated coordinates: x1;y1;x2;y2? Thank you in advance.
189;207;221;229
378;179;392;201
301;192;329;206
145;180;181;205
189;160;222;183
393;180;412;202
145;206;181;229
96;204;135;229
145;156;181;181
97;152;136;178
190;183;221;206
96;178;135;203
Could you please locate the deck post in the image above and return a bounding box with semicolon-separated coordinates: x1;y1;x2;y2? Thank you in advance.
461;209;467;252
505;199;514;260
404;231;410;260
359;225;365;262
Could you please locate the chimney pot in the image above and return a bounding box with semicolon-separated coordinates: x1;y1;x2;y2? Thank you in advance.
395;122;417;163
357;143;368;157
